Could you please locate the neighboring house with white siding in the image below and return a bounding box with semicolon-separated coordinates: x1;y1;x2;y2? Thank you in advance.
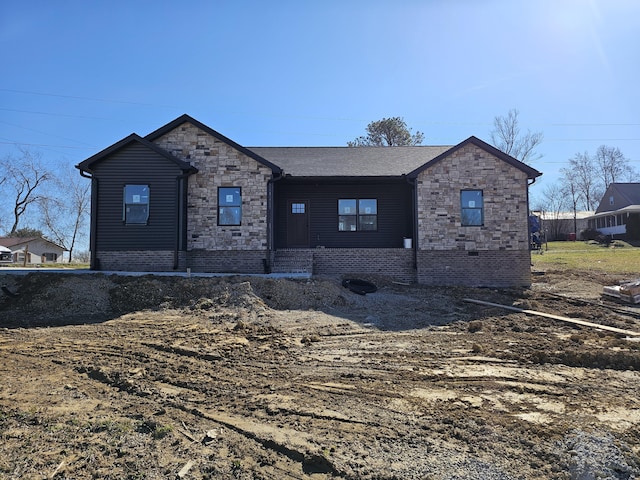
0;237;67;264
587;183;640;240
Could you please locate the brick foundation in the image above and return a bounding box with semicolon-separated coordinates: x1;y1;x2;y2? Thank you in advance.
187;249;268;274
96;251;177;272
416;249;531;287
311;248;416;283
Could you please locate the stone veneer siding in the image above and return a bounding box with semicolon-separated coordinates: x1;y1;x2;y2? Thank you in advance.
151;123;272;272
415;144;532;286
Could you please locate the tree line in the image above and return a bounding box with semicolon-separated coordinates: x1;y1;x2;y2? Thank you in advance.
0;149;90;262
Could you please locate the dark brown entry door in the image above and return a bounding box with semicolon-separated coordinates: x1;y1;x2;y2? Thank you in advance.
286;200;309;247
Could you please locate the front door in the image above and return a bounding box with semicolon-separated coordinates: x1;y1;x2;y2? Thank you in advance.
286;200;309;247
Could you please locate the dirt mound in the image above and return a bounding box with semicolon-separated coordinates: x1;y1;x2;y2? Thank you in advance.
0;273;115;326
0;273;372;327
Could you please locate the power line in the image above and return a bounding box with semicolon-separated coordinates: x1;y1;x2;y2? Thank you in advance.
0;140;95;150
0;88;180;109
0;107;112;120
3;88;640;128
0;120;96;147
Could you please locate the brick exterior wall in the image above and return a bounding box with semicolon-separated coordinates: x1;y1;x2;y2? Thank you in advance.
96;250;176;272
152;122;272;253
311;248;416;283
187;250;267;274
415;144;532;286
417;250;531;287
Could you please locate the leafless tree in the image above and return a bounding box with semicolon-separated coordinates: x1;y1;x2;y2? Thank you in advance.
490;109;543;164
566;152;601;211
560;167;584;235
595;145;636;188
537;182;569;241
1;149;52;235
39;165;90;263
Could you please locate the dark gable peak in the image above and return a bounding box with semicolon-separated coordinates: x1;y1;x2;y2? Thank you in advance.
76;133;196;173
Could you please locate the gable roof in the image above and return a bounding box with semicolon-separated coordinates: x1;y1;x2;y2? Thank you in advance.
595;183;640;214
249;146;451;177
145;114;282;175
407;136;542;180
611;183;640;205
76;133;197;174
251;136;542;179
0;237;67;251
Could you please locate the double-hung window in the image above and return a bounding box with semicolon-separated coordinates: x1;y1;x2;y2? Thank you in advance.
124;185;150;225
338;198;377;231
461;190;483;226
218;187;242;226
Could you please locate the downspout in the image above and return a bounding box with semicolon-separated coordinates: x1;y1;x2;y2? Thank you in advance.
405;175;418;271
527;177;537;250
174;170;196;270
266;172;284;273
79;169;98;270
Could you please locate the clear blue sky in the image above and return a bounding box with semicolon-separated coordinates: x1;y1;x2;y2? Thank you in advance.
1;0;639;207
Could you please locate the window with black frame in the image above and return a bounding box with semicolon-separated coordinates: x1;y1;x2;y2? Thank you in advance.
460;190;483;226
338;198;377;231
218;187;242;226
123;185;150;225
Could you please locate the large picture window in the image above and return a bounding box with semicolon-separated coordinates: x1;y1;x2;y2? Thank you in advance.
461;190;483;226
338;198;377;231
123;185;150;225
218;187;242;226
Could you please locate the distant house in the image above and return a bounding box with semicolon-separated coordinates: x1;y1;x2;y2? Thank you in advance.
76;114;542;287
0;237;67;264
0;245;12;264
587;183;640;240
531;210;594;241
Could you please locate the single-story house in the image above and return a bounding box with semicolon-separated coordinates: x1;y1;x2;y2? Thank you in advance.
0;237;67;264
530;210;594;241
76;114;542;287
587;183;640;240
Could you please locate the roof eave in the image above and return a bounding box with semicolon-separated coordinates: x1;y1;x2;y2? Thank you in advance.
76;134;197;174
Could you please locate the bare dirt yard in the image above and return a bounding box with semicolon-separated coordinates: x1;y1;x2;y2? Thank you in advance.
1;267;640;479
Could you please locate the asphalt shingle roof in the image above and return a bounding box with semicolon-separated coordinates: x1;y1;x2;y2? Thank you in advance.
613;183;640;205
248;146;452;177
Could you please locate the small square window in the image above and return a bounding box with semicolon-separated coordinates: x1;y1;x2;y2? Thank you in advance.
291;203;305;214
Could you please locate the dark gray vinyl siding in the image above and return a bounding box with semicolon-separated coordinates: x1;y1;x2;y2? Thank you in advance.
275;180;413;248
92;143;184;251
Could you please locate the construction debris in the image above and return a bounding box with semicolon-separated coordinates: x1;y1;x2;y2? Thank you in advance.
463;298;640;337
602;279;640;304
177;460;194;478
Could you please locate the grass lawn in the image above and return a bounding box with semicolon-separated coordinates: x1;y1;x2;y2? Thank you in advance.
531;240;640;275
